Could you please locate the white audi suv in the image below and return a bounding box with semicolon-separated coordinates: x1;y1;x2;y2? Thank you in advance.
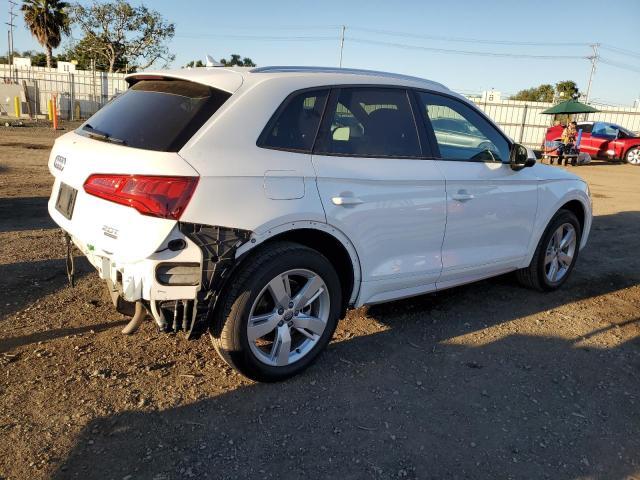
48;66;592;381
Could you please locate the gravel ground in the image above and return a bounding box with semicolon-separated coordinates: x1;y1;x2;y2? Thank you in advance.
0;125;639;480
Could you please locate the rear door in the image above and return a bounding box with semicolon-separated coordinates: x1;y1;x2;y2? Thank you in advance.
48;78;232;263
414;91;538;286
311;86;446;304
575;122;595;155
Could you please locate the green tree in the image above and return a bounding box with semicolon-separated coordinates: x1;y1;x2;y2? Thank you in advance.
512;81;580;102
220;54;256;67
21;0;71;69
555;80;580;100
184;60;205;68
69;0;175;73
512;84;554;102
183;55;256;69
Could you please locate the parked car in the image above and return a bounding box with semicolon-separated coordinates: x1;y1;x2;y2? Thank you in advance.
544;121;640;165
48;66;592;381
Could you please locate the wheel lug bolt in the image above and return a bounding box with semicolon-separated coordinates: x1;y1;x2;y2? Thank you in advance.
277;308;284;315
278;321;284;327
288;302;294;308
288;321;293;327
294;310;299;316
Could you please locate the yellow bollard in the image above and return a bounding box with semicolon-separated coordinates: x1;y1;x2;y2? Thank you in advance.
14;96;21;118
52;96;59;130
47;99;53;121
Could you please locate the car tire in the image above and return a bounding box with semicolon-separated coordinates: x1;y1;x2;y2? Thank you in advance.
516;209;582;291
210;241;342;382
624;147;640;166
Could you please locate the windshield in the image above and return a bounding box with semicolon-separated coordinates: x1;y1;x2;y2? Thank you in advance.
77;79;231;152
614;125;637;137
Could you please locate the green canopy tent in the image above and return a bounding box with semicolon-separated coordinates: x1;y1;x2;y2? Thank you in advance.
541;99;599;115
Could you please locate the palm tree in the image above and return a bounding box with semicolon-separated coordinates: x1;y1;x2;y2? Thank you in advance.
21;0;71;69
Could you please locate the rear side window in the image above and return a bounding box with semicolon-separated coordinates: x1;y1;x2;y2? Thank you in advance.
314;87;422;158
259;89;329;152
78;79;231;152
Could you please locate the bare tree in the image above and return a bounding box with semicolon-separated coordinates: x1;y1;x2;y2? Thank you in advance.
70;0;175;73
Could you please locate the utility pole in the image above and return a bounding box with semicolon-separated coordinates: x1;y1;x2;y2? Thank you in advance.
584;43;599;104
338;25;345;68
6;0;18;81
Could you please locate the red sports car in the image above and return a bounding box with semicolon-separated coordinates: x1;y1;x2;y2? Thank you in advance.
544;121;640;165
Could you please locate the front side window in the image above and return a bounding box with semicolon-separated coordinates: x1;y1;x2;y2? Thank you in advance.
315;87;422;158
259;89;329;152
417;92;509;162
592;122;618;138
78;79;231;152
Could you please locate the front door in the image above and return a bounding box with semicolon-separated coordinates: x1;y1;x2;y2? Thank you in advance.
587;122;619;158
312;87;447;304
415;91;539;286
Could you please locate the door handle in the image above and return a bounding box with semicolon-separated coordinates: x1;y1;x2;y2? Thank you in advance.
452;190;474;202
331;196;364;206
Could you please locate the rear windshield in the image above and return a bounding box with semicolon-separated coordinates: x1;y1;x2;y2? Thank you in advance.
78;79;231;152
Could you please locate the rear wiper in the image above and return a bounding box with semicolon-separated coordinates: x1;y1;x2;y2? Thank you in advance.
82;124;127;145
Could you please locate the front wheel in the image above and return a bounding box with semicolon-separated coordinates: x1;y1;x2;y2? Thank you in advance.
211;241;342;382
516;209;582;291
624;147;640;165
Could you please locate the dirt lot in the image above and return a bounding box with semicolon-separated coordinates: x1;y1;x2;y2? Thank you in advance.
0;124;639;480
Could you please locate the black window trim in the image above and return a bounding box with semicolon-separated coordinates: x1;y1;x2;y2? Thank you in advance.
255;83;513;162
256;86;330;154
411;88;514;164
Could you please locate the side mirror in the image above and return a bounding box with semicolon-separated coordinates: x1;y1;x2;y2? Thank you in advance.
510;143;535;171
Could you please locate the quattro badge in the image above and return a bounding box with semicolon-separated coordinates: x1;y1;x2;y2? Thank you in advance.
54;155;66;171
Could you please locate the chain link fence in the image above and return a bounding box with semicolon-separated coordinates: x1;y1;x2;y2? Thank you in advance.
1;65;127;120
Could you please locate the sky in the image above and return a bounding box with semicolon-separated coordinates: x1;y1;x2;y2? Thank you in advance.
6;0;640;106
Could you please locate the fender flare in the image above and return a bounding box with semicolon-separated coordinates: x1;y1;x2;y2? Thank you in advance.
235;220;362;306
521;190;591;268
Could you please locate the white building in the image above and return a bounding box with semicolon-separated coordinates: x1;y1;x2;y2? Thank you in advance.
13;57;32;69
481;89;501;102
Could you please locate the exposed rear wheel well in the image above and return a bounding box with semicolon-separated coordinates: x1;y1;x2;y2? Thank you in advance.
253;229;355;314
560;200;585;232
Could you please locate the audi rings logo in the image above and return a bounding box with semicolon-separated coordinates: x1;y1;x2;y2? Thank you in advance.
54;155;66;171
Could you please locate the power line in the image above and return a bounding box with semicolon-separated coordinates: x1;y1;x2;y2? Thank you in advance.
348;26;590;47
600;44;640;60
346;37;587;60
178;25;341;32
174;33;336;41
599;57;640;74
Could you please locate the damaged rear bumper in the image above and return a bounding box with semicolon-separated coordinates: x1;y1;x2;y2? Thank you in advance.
66;223;251;336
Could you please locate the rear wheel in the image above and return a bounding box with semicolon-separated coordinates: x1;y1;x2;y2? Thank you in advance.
516;210;581;291
211;241;342;382
624;147;640;165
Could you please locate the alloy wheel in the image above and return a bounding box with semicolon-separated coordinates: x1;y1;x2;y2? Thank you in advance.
544;223;577;283
627;148;640;165
247;269;330;366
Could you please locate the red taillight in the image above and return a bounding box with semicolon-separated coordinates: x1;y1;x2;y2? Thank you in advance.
83;174;199;220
